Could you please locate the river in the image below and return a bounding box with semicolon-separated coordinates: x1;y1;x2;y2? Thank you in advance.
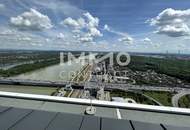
13;54;96;82
14;60;84;82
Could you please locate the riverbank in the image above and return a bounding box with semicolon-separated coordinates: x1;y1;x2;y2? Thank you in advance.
0;58;60;77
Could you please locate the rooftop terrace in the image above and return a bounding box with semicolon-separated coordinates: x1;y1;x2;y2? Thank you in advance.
0;91;189;129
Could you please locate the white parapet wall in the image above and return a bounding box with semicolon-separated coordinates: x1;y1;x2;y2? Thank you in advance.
0;91;190;115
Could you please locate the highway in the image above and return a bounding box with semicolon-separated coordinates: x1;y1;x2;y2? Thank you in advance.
172;91;190;107
2;78;190;107
0;78;83;88
0;78;190;93
85;81;190;93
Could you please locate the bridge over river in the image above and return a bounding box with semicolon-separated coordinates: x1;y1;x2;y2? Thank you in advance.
0;78;190;93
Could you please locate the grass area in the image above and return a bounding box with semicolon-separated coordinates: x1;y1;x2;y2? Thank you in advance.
0;85;57;95
143;91;174;106
110;90;158;105
178;95;190;108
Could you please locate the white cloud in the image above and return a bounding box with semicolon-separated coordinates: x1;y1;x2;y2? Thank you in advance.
142;37;152;44
143;37;151;42
62;17;79;28
57;33;65;39
103;24;134;44
103;24;110;31
89;27;103;37
0;29;14;36
80;36;93;42
0;27;51;49
18;37;32;41
83;12;99;28
72;29;81;34
118;35;134;44
61;17;85;29
10;8;53;30
141;37;161;48
61;12;102;43
148;8;190;37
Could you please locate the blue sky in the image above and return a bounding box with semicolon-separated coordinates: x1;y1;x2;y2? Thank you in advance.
0;0;190;53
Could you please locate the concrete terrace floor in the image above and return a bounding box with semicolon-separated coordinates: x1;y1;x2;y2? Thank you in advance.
0;96;189;127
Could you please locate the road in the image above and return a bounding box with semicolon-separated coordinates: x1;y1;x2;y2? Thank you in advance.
1;78;190;93
85;81;190;93
141;93;163;106
172;91;190;107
